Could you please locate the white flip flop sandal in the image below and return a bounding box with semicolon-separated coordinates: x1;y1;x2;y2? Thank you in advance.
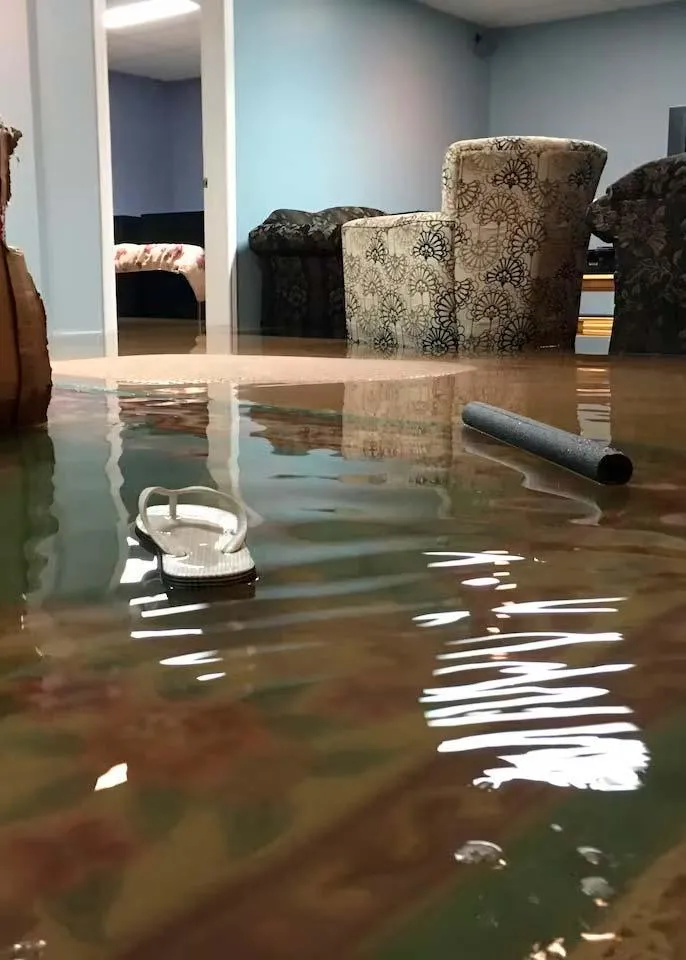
134;486;257;588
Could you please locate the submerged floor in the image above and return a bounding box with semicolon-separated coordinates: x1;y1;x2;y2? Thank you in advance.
3;348;686;959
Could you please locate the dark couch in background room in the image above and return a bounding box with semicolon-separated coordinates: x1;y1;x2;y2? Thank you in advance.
249;207;385;339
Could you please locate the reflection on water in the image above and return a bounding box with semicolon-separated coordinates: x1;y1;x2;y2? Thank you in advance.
2;356;686;958
576;365;612;443
419;552;647;792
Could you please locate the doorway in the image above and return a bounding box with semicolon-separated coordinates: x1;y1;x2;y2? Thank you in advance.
105;0;206;355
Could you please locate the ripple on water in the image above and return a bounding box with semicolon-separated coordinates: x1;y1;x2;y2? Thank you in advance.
418;550;648;793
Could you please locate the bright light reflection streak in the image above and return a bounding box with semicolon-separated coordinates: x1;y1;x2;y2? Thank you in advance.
475;734;648;791
94;763;128;792
431;661;633;685
197;672;226;682
438;722;638;752
417;545;644;792
426;551;525;568
141;603;210;618
428;706;632;728
415;560;644;791
424;686;616;717
129;594;167;607
445;631;621;649
438;632;622;662
131;628;203;639
160;651;221;666
120;558;157;584
494;597;626;615
414;611;470;629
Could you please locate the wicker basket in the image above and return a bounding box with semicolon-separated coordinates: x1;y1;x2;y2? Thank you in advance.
0;123;51;428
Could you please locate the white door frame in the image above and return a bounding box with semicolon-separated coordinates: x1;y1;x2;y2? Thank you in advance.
93;0;238;356
201;0;238;352
93;0;118;357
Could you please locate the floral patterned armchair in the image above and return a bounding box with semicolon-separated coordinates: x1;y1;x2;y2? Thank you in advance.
588;154;686;354
342;137;607;355
249;206;384;339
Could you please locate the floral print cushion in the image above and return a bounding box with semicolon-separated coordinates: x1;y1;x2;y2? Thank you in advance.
589;153;686;355
343;136;607;354
114;242;206;302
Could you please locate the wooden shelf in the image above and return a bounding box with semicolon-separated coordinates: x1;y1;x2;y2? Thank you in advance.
582;274;614;293
577;316;613;337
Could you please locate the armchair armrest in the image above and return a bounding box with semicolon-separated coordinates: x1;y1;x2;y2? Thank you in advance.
589;153;686;244
344;211;454;232
342;213;460;353
587;194;617;244
249;206;385;256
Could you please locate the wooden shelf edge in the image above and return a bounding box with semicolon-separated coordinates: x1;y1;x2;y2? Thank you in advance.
577;315;614;336
582;274;614;293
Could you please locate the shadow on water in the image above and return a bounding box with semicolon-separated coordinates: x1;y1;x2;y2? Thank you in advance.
2;357;686;958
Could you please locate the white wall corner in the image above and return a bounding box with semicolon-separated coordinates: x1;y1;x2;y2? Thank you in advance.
93;0;118;357
201;0;238;351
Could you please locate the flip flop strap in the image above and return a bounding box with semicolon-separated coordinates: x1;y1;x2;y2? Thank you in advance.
138;486;249;558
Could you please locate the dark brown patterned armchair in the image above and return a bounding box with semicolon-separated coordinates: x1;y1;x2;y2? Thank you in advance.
588;154;686;354
249;207;384;339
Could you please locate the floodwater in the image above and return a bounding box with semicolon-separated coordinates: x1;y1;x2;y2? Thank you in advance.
2;354;686;960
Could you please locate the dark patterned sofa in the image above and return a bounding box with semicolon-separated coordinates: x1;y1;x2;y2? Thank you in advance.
588;154;686;354
342;137;607;355
249;206;385;338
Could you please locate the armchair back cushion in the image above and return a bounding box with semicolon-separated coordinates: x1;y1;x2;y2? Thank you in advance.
588;154;686;354
441;137;607;350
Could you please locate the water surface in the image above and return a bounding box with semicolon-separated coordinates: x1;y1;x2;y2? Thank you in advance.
2;355;686;959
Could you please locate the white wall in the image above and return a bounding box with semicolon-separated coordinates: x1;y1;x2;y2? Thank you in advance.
32;0;117;354
234;0;489;330
489;1;686;191
1;0;117;356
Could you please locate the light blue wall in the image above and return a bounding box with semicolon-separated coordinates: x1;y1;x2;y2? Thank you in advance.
109;71;173;216
168;78;204;212
108;72;203;216
489;1;686;192
234;0;489;329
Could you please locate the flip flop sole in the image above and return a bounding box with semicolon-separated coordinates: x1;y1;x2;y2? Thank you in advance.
134;524;257;589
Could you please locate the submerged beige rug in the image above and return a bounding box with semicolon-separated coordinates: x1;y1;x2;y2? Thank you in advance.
52;353;468;387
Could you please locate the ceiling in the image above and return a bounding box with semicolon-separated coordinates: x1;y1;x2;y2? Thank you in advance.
105;0;678;82
421;0;679;27
106;0;201;81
